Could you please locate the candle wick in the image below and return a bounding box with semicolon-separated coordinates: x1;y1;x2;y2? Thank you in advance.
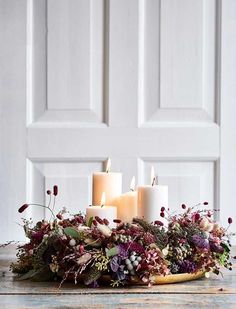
152;177;156;186
130;188;134;192
101;204;104;208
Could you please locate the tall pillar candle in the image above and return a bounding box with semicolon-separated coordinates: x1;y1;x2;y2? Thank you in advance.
92;158;122;205
137;167;168;223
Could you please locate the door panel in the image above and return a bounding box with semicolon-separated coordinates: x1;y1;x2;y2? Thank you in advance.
1;0;236;243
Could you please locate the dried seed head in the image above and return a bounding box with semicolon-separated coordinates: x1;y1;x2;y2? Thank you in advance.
53;185;58;196
154;220;164;226
18;204;29;213
113;219;122;224
103;218;109;226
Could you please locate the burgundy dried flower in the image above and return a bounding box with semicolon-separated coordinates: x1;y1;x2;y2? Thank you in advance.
161;207;165;212
53;185;58;196
125;242;145;254
203;201;208;205
160;212;165;218
47;190;51;195
18;204;29;213
31;231;43;242
228;217;233;224
143;232;156;245
181;204;186;209
154;220;164;226
194;213;200;221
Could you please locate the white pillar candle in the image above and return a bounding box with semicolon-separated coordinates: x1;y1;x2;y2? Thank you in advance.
86;192;117;228
92;158;122;205
114;176;138;223
137;167;168;223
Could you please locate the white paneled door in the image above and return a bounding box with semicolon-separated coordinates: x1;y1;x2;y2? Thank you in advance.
1;0;236;242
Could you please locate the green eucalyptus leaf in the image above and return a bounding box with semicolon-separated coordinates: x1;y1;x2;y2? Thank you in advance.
63;227;79;239
17;269;38;281
87;216;93;228
106;246;119;258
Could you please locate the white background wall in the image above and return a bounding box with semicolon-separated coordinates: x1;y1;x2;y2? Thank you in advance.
0;0;236;243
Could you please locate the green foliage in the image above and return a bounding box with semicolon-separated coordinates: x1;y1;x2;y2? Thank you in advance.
17;266;54;282
87;216;93;228
133;218;167;249
63;227;80;238
84;266;102;285
106;246;119;258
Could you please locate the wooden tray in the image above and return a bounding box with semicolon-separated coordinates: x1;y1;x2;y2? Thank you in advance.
66;271;205;285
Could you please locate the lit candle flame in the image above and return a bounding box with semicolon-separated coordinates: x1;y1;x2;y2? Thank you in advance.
130;176;135;191
151;166;156;186
100;192;106;207
106;158;111;173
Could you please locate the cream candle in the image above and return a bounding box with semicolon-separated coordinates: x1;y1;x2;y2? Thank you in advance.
92;158;122;205
138;167;168;223
86;192;117;228
114;176;138;223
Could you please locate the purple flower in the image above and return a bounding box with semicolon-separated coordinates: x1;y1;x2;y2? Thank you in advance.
192;234;210;249
210;242;224;254
110;256;119;272
116;265;126;281
117;244;129;259
178;260;197;273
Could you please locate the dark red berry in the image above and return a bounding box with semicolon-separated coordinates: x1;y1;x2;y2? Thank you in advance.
154;220;164;226
56;213;62;220
181;204;186;209
161;207;165;212
103;218;109;225
113;219;121;224
228;217;233;224
195;213;200;221
53;185;58;196
203;201;208;205
92;220;98;226
18;204;29;213
95;216;103;224
160;212;165;218
47;190;51;195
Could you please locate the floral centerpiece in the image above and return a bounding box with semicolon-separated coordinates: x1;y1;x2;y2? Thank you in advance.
11;186;234;287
